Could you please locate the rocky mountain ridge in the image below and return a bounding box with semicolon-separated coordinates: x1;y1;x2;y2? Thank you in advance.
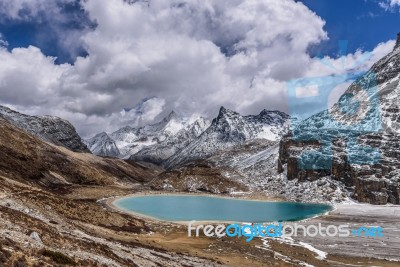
84;132;120;157
86;106;291;169
163;107;290;168
88;111;211;159
278;32;400;205
0;106;89;152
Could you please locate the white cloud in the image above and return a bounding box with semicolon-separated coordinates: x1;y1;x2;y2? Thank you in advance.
0;33;8;47
0;0;92;61
120;97;166;126
0;0;396;137
68;0;327;128
305;40;396;78
0;46;71;106
303;40;395;110
0;0;74;21
379;0;400;11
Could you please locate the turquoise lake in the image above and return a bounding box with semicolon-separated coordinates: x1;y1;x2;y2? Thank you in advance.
113;195;332;222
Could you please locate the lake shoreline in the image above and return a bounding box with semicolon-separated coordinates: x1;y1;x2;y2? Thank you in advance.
104;191;400;263
105;191;333;224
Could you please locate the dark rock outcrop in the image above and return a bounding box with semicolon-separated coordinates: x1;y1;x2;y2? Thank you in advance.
279;132;400;204
394;32;400;51
0;106;89;152
278;33;400;205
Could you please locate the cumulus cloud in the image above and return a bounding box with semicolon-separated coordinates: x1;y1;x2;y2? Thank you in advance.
0;0;396;137
388;0;400;6
0;46;71;106
0;0;71;20
120;97;166;125
379;0;400;11
0;0;93;62
305;40;396;78
0;33;8;47
68;0;328;133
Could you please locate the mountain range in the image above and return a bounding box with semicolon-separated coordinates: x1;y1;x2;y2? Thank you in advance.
85;107;290;169
1;34;400;206
82;33;400;205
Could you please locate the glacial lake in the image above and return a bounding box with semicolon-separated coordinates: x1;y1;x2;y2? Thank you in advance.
113;195;332;222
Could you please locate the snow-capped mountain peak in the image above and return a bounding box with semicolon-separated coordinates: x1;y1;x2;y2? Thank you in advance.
163;108;290;168
164;110;178;121
84;132;120;157
89;111;211;159
212;106;290;141
86;107;289;168
157;111;186;135
217;106;239;117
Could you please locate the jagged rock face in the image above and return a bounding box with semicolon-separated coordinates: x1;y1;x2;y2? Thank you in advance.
84;132;120;157
87;107;289;171
111;112;211;158
86;111;211;159
213;107;290;141
164;107;290;169
130;117;210;164
394;32;400;51
278;33;400;205
0;106;89;153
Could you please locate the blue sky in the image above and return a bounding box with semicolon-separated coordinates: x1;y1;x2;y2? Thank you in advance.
302;0;400;57
0;0;398;136
0;0;398;64
0;0;91;63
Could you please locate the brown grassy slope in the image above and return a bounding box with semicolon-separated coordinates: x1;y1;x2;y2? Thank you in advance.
151;160;248;193
0;117;158;187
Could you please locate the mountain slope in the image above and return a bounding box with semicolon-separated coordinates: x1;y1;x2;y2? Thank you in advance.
130;117;210;164
86;111;211;159
164;107;290;169
0;117;157;187
278;33;400;205
84;132;120;157
112;111;210;158
0;106;89;152
0;117;224;267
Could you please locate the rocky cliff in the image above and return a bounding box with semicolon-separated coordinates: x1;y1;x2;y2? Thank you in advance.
0;106;89;152
163;107;290;169
278;33;400;205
